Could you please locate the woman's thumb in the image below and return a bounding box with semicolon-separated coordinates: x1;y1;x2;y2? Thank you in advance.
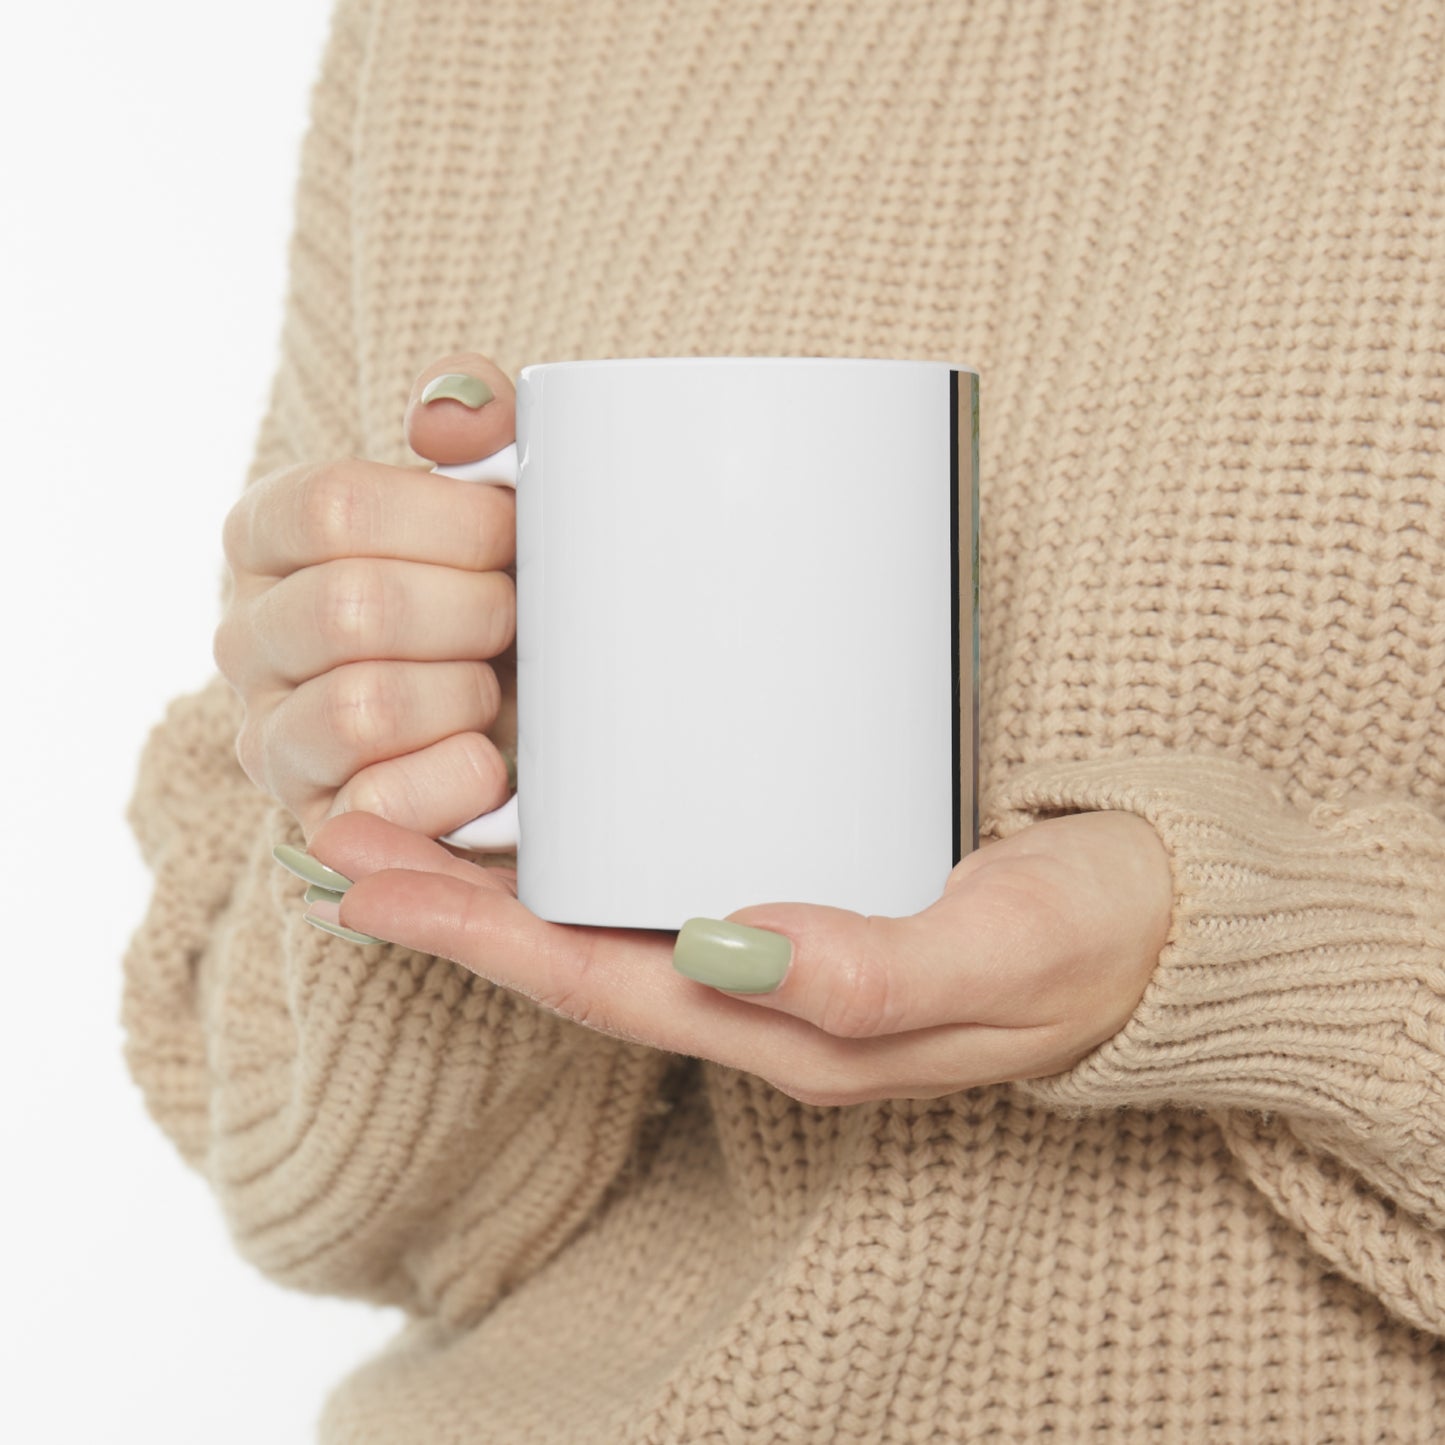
405;352;516;466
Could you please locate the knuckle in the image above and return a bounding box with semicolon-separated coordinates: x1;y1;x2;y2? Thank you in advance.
234;714;266;789
224;460;301;569
464;486;514;571
315;559;392;655
220;497;248;566
472;661;502;723
324;664;401;756
481;573;517;657
211;612;239;679
448;728;511;807
815;921;898;1040
341;763;411;824
540;947;601;1027
297;461;368;557
546;990;615;1037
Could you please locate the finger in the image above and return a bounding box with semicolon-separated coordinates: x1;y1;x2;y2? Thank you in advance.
669;895;999;1040
254;658;500;806
328;844;802;1059
311;816;1064;1102
317;731;516;843
307;810;516;892
224;558;515;690
405;354;517;466
314;814;783;1055
224;456;517;579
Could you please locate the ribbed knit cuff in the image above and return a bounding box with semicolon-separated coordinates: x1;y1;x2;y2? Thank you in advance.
985;754;1445;1128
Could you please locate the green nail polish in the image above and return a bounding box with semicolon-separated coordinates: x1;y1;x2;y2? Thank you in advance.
303;914;384;946
502;746;517;791
420;372;494;409
673;918;793;994
304;884;347;906
273;844;352;892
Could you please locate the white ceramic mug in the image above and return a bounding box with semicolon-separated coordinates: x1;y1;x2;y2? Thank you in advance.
433;357;978;930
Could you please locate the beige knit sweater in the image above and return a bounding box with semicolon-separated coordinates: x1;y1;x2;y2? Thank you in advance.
122;1;1445;1439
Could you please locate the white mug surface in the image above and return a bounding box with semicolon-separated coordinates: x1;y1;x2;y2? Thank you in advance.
440;357;978;930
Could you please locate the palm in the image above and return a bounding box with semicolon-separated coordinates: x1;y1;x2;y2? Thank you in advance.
314;808;1172;1105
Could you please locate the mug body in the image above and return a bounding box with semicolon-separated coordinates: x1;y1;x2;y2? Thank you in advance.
513;357;978;929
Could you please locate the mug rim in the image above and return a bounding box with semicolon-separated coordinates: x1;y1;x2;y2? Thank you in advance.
518;355;980;378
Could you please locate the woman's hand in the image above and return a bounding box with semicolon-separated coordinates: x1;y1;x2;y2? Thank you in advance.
215;354;520;843
295;808;1174;1104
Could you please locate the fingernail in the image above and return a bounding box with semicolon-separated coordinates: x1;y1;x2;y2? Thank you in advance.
273;844;352;892
420;372;494;409
303;913;385;947
673;918;793;994
501;745;517;791
304;884;347;906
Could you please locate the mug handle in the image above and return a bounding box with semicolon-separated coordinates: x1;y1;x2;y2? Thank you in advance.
429;442;523;852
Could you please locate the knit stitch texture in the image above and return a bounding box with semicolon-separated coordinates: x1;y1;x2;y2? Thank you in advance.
123;1;1445;1439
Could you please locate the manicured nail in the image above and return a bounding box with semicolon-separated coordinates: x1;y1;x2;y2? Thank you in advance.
303;913;385;947
304;884;346;906
420;372;494;409
501;745;517;791
673;918;793;994
273;844;352;892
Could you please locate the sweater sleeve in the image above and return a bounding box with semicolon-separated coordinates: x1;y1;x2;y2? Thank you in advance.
988;752;1445;1337
120;0;676;1329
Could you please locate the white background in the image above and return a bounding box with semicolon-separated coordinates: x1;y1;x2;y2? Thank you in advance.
0;4;407;1441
